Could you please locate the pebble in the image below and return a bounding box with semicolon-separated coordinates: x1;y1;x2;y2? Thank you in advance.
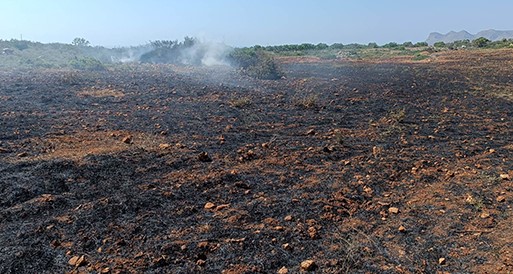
480;212;491;219
204;202;216;209
277;266;289;274
438;257;446;265
68;255;87;267
300;259;316;271
121;136;132;144
388;207;399;214
159;143;171;149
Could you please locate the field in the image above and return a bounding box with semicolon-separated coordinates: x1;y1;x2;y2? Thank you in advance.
1;49;512;273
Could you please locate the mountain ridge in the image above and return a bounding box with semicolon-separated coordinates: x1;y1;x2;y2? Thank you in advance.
426;29;513;45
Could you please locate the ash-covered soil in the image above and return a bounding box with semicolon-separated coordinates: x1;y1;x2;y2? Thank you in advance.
1;51;512;273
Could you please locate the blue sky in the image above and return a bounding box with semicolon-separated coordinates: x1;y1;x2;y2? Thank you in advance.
1;0;512;47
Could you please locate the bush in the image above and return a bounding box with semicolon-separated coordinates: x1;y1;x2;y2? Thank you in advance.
21;57;54;68
367;42;379;48
228;48;284;80
472;37;490;48
433;41;446;48
11;39;29;51
69;57;105;71
414;42;428;47
412;53;429;61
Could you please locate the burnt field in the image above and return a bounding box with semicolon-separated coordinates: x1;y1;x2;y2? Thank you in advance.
1;50;512;273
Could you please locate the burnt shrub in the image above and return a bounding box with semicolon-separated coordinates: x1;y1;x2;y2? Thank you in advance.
228;48;284;80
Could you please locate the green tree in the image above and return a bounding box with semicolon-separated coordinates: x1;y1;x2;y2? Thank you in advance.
10;39;28;50
315;43;329;50
433;41;446;48
472;37;490;48
367;42;378;48
72;37;90;47
414;42;428;47
329;43;344;49
383;42;399;48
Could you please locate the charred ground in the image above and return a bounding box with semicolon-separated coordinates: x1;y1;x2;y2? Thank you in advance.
0;50;512;273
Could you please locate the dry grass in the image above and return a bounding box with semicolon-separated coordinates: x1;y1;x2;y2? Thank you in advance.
77;88;125;98
229;96;252;108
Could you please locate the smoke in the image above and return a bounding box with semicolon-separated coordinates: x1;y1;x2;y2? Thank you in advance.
110;45;153;63
138;37;233;66
180;40;231;66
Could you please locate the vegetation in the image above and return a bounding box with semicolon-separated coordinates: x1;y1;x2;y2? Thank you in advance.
434;41;446;48
228;48;284;80
139;37;213;65
71;37;90;47
472;37;491;48
69;57;105;71
444;37;513;49
11;39;29;51
2;34;513;72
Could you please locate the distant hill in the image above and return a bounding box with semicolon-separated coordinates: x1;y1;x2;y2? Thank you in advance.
426;29;513;45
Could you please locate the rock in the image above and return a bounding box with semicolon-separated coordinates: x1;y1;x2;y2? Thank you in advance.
372;146;383;157
497;196;506;202
307;227;317;239
306;129;316;135
216;204;230;211
480;212;491;219
274;226;285;231
398;225;406;233
500;174;510;180
100;267;110;273
17;152;28;157
152;256;168;267
323;146;335;153
197;259;206;266
388;207;399;214
282;243;291;250
159;143;171;149
278;266;289;274
198;152;212;162
284;215;293;222
438;257;446;265
68;256;80;266
197;241;209;248
68;255;87;267
363;186;373;195
300;259;316;271
204;202;216;210
0;147;9;153
121;135;132;144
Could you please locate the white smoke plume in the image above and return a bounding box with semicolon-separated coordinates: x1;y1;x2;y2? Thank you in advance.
180;39;231;66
